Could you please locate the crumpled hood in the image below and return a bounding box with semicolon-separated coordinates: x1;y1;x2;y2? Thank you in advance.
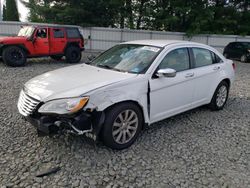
0;36;27;43
24;64;137;102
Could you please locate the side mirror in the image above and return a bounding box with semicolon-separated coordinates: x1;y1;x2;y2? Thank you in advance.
87;55;96;61
156;68;177;78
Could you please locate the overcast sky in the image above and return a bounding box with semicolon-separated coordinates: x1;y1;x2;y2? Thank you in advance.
17;0;29;21
1;0;29;21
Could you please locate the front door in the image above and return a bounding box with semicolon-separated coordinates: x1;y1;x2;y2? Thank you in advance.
149;48;195;123
33;28;49;55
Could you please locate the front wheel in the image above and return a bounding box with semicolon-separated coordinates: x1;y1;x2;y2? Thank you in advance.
208;81;229;111
101;103;143;150
240;54;247;63
65;46;82;64
2;46;27;67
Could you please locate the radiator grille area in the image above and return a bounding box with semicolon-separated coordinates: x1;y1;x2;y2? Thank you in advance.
17;90;40;116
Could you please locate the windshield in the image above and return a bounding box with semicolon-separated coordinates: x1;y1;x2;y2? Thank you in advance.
89;44;162;74
241;42;250;48
18;26;35;37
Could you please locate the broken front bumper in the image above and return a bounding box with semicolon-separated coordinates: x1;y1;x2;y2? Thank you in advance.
25;110;105;140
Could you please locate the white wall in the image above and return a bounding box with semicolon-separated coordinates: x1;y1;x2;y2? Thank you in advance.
2;21;250;53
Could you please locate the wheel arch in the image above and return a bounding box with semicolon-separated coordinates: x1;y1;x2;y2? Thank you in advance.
64;42;80;53
0;44;30;56
103;100;147;128
221;78;231;88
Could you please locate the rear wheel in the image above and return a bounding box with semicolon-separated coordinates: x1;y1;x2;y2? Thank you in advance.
240;54;247;63
101;103;143;150
209;81;229;111
2;46;27;67
65;46;81;63
50;55;63;61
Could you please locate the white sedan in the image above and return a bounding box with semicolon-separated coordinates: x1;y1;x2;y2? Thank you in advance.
18;40;235;149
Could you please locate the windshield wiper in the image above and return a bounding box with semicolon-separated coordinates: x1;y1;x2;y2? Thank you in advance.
97;64;113;69
97;64;126;72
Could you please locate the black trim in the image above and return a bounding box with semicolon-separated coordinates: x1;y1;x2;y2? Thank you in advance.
188;48;196;69
147;81;151;118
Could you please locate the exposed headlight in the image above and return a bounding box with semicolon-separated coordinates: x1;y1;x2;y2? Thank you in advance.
38;97;89;115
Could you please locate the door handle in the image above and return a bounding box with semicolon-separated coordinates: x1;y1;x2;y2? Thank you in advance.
213;66;221;70
185;73;194;78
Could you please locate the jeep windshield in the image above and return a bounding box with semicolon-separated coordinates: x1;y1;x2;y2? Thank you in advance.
18;26;35;37
89;44;162;74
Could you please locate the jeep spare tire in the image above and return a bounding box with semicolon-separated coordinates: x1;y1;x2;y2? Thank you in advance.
65;46;81;63
2;46;27;67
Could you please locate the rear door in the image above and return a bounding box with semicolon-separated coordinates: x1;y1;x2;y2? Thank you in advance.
190;47;223;107
33;27;49;55
50;28;67;54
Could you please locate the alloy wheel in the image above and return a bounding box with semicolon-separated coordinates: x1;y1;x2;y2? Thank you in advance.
216;85;228;107
112;110;139;145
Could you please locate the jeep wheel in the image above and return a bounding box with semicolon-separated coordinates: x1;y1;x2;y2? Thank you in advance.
101;102;143;150
51;55;63;61
65;46;81;63
2;46;27;67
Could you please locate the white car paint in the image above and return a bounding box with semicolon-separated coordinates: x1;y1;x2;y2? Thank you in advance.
21;40;235;125
24;64;138;101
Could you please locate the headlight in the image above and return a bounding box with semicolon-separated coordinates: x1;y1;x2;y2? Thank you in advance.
38;97;89;115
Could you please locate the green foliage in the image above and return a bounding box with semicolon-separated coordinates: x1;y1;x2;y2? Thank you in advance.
4;0;19;21
22;0;250;36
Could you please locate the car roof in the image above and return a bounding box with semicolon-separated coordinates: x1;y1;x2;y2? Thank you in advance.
22;25;80;29
230;41;250;44
123;40;205;48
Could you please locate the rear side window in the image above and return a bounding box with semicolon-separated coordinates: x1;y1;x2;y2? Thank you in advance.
159;48;190;72
212;52;223;64
193;48;213;68
66;28;80;38
53;29;64;38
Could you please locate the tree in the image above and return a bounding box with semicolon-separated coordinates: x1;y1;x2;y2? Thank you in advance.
5;0;19;21
21;0;250;36
2;5;7;21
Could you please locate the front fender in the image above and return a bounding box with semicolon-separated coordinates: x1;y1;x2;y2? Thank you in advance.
84;80;150;124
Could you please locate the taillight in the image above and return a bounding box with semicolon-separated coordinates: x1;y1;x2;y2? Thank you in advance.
232;62;236;71
80;35;84;47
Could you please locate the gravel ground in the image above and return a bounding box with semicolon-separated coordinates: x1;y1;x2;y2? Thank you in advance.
0;55;249;188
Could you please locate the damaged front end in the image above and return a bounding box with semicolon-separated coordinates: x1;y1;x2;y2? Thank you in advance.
18;89;105;140
26;109;105;140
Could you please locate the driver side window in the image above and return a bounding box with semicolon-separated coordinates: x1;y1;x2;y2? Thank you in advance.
36;28;47;38
159;48;190;72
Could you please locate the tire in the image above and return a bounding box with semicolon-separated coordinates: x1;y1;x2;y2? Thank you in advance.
2;46;27;67
50;55;63;61
65;46;82;64
223;53;229;59
101;102;143;150
208;81;229;111
240;54;247;63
